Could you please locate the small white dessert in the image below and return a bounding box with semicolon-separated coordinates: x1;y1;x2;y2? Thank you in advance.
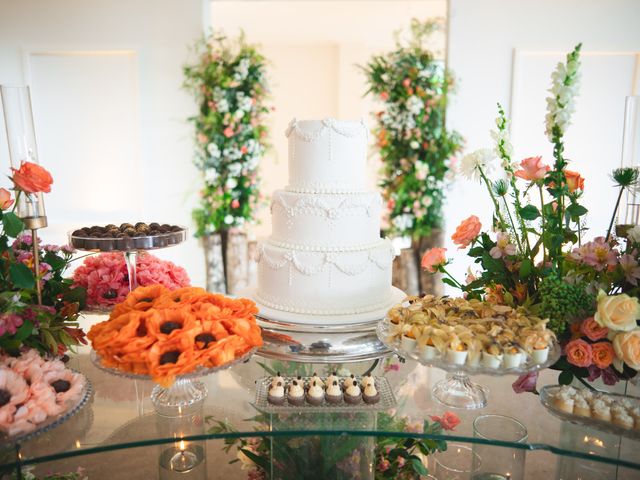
447;347;468;365
503;346;523;368
629;406;640;431
326;380;343;404
554;388;576;414
344;379;362;404
326;372;339;386
531;346;549;364
287;380;305;406
310;372;324;388
270;372;285;389
306;380;325;406
268;381;286;405
420;344;438;361
573;397;591;417
466;351;481;367
401;333;417;352
612;409;634;429
361;374;374;389
592;399;612;422
363;382;380;404
482;351;503;369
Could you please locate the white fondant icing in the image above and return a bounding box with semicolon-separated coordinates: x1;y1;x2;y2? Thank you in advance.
287;119;369;192
271;190;382;247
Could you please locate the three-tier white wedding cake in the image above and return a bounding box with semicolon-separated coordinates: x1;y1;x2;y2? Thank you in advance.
252;118;402;324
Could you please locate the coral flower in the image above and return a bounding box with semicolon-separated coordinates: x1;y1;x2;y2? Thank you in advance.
11;161;53;194
565;170;585;192
565;339;593;367
223;126;234;138
514;156;549;181
0;188;14;210
429;411;460;431
421;247;447;273
580;317;608;341
591;342;615;369
451;215;481;249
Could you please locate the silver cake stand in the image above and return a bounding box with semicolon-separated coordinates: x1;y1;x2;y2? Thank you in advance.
240;286;406;363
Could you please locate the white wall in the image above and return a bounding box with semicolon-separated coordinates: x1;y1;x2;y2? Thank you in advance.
0;0;206;285
445;0;640;289
211;0;447;239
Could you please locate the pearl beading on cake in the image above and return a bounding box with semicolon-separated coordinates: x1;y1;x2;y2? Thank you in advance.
284;185;368;195
285;118;368;142
255;290;394;316
266;239;387;253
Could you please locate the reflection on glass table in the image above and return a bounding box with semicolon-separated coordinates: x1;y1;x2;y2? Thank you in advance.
1;348;639;479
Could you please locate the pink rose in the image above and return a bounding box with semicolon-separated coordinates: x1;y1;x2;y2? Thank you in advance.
580;316;608;341
0;188;14;210
223;126;234;138
380;91;389;101
512;371;538;393
402;78;411;88
566;339;593;368
451;215;482;249
231;199;240;209
421;247;447;273
514;156;549;181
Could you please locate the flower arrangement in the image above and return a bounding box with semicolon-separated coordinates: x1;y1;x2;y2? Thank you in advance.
72;252;190;307
183;32;270;236
0;162;86;356
362;19;463;238
420;43;640;388
210;411;459;480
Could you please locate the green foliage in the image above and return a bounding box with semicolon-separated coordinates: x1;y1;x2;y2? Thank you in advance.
536;275;595;334
183;31;270;236
362;19;463;238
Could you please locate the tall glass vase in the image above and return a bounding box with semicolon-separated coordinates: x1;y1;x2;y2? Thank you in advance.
0;85;47;229
617;96;640;233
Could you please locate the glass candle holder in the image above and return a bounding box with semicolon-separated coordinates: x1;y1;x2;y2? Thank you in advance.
0;85;47;228
617;96;640;234
471;414;528;479
433;443;481;479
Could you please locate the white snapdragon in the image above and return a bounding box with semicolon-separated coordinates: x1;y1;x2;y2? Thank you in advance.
216;98;229;113
405;95;423;115
233;57;250;82
204;169;219;184
225;178;238;189
490;117;515;171
545;49;581;141
236;92;253;112
233;110;245;120
228;162;243;176
207;143;221;158
392;213;414;230
459;148;496;181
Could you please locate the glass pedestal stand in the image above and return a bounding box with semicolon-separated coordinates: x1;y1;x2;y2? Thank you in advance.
432;372;488;409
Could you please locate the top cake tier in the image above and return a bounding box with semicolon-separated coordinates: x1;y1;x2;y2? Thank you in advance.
285;118;369;193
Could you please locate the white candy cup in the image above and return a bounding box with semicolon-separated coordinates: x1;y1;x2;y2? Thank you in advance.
447;349;468;365
503;352;523;368
482;352;503;369
420;345;438;361
531;347;549;364
467;352;481;367
401;336;417;352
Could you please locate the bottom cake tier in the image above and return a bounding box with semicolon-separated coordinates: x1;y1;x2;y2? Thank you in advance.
255;239;396;315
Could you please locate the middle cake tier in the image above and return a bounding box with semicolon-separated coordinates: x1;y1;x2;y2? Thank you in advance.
270;190;383;248
256;239;395;315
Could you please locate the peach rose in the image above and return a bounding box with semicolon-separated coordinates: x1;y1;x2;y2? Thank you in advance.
565;339;592;367
580;316;608;341
11;161;53;194
0;188;14;210
591;341;615;369
594;291;640;332
565;170;585;193
514;156;549;181
429;411;460;431
223;126;234;138
421;247;447;273
451;215;482;249
613;329;640;370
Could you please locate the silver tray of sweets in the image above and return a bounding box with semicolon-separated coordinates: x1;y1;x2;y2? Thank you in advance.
254;375;396;414
69;223;187;252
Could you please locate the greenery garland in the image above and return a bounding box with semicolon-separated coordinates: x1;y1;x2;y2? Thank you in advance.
183;32;270;237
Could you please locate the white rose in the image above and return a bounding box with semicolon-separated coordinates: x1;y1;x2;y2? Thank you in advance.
410;140;420;150
224;215;234;225
594;290;640;332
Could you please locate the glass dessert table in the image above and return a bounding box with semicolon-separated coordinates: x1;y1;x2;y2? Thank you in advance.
2;344;639;480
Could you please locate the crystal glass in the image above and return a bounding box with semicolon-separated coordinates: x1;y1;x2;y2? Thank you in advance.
0;85;47;228
157;406;207;479
433;443;481;479
471;414;528;479
617;96;640;230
